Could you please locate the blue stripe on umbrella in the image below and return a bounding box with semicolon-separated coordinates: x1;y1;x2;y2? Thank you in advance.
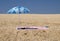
7;6;30;14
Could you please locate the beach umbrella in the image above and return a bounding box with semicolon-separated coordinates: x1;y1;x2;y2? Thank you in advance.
7;6;30;14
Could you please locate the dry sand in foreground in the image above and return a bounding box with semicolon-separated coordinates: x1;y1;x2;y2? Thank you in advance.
0;14;60;41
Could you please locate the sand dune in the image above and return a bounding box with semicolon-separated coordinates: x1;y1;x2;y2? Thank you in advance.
0;14;60;41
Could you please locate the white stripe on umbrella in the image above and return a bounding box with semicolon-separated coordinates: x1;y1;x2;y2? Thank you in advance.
7;6;30;14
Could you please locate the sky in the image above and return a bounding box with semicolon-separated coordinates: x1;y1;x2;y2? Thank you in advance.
0;0;60;14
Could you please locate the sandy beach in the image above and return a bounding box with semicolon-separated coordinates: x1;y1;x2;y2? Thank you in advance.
0;14;60;41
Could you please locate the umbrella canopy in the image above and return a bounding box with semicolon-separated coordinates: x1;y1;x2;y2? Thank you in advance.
7;6;30;14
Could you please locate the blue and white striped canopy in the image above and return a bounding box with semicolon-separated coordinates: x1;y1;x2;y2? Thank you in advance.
7;6;30;14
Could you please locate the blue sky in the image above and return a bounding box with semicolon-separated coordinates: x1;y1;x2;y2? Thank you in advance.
0;0;60;14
